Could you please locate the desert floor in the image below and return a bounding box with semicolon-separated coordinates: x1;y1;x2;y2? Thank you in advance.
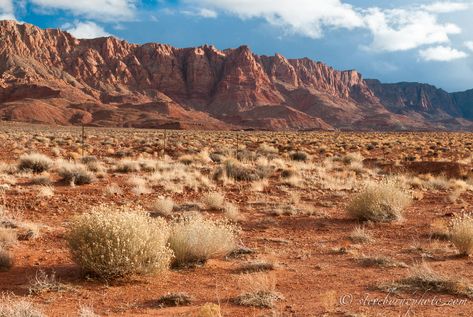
1;122;473;317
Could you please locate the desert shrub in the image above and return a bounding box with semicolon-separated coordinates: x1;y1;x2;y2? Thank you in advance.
217;159;259;181
347;179;411;222
290;151;309;162
203;192;225;210
168;215;237;267
18;153;53;173
155;292;193;307
31;175;52;186
223;203;242;222
450;215;473;255
234;274;283;308
0;298;44;317
0;248;13;271
78;306;99;317
198;303;222;317
379;263;473;298
67;206;173;279
349;226;373;244
58;161;95;185
151;198;174;217
115;159;140;173
0;228;17;247
341;152;364;165
80;156;98;164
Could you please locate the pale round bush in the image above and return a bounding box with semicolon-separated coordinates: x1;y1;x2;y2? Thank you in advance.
203;192;225;210
0;298;44;317
151;197;174;217
347;179;411;222
67;205;173;279
450;216;473;255
57;161;96;185
18;153;53;173
169;215;238;267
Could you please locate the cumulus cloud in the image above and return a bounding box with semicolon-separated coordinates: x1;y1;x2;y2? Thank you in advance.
182;8;218;18
422;1;470;13
0;0;16;20
63;21;111;39
183;0;364;39
29;0;137;21
419;45;468;61
363;8;461;52
465;41;473;52
184;0;469;56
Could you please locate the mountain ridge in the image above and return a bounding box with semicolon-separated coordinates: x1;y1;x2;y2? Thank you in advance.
0;20;472;131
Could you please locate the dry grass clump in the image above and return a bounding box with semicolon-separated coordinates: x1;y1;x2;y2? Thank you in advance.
357;255;407;268
78;306;100;317
198;303;222;317
449;215;473;255
18;153;53;173
214;159;260;182
57;161;95;185
31;175;52;186
37;185;54;198
128;176;152;195
347;179;411;222
150;197;174;217
237;260;276;273
379;263;473;298
154;292;193;308
104;183;122;195
0;227;17;248
203;192;225;210
0;248;13;271
349;226;373;244
0;297;44;317
289;151;309;162
115;159;140;173
234;274;284;308
223;203;242;222
67;205;173;279
168;215;238;267
28;270;67;295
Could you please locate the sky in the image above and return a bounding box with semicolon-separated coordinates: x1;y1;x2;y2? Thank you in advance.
1;0;473;92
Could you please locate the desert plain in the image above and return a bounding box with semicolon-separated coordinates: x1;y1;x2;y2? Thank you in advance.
1;122;473;317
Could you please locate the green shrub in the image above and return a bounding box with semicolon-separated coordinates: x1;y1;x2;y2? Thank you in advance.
67;205;173;279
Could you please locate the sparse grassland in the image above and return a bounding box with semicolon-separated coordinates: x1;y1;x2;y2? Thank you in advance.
1;123;473;316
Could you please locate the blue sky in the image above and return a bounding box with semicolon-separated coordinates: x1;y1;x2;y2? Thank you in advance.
1;0;473;92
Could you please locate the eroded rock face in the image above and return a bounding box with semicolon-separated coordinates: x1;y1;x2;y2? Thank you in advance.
0;20;472;131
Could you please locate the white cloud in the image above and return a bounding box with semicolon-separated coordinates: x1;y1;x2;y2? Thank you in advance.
465;41;473;52
29;0;137;21
183;0;364;39
363;8;462;52
0;0;16;20
63;21;111;39
422;1;470;13
184;0;469;56
182;8;218;18
419;45;468;61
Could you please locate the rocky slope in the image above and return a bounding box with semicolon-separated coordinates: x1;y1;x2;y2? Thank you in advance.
0;20;472;131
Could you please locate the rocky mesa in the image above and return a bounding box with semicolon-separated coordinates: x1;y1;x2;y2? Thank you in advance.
0;20;472;131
